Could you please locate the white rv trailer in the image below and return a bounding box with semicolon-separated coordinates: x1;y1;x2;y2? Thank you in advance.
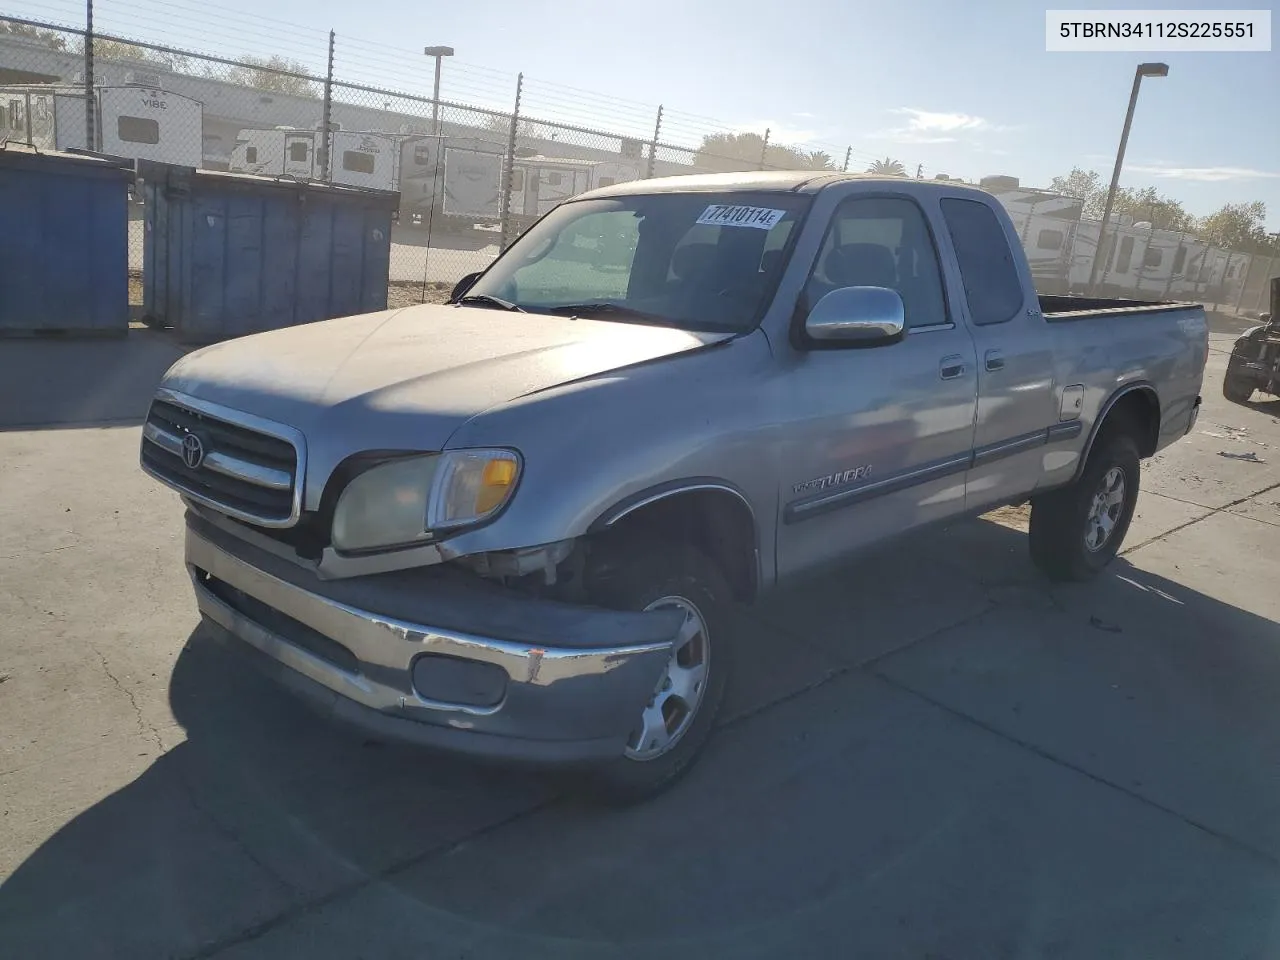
509;156;640;223
396;134;507;227
0;81;202;166
229;127;399;192
988;187;1085;295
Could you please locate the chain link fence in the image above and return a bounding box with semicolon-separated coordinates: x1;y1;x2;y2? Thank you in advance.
1;10;1276;315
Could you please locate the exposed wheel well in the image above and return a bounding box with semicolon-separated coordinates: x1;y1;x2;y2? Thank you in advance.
593;489;759;603
1096;387;1160;459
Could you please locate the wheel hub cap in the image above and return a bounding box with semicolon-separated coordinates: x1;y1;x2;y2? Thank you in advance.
1084;466;1125;552
624;596;710;761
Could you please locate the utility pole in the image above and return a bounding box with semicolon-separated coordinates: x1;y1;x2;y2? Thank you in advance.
1087;62;1169;294
84;0;95;151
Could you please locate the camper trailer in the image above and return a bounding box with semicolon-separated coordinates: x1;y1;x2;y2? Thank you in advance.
229;127;399;192
396;134;507;229
508;156;640;227
0;81;202;166
986;186;1084;295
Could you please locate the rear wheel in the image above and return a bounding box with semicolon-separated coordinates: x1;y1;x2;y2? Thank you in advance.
578;542;731;804
1029;431;1141;581
1223;367;1255;404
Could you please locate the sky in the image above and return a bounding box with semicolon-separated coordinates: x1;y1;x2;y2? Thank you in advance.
17;0;1280;228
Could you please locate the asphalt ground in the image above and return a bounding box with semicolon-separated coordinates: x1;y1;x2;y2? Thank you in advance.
3;310;1280;959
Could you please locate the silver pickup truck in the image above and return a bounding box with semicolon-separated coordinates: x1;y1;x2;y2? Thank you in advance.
141;172;1207;800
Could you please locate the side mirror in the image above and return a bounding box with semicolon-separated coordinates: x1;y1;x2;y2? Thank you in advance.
450;272;482;302
805;286;905;345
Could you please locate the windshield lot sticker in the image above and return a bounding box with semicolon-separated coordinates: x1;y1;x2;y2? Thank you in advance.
696;205;786;230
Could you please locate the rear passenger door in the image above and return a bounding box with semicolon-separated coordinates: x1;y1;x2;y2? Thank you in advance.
938;196;1059;511
774;194;978;581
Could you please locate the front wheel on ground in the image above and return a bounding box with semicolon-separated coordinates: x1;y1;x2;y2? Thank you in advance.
1028;430;1141;582
578;542;732;804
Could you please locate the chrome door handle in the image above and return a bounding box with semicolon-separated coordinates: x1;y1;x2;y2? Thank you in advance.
985;349;1005;372
940;355;967;380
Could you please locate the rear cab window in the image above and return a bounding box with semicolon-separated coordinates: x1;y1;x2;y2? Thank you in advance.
939;197;1024;325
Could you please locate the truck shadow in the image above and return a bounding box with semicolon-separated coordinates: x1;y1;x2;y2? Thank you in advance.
0;330;193;431
4;517;1280;958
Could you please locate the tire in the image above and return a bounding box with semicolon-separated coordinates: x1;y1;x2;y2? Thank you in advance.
1029;431;1141;582
577;541;732;804
1223;374;1254;404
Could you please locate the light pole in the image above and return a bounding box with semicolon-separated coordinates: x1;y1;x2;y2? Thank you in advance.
1087;62;1168;295
423;45;455;135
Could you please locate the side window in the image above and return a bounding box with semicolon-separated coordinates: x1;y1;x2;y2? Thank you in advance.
117;116;159;145
245;145;258;164
1115;235;1135;273
342;150;376;174
1037;228;1064;251
546;171;563;187
510;168;525;191
1144;247;1163;268
288;141;310;162
1173;246;1187;274
939;197;1023;326
804;197;947;329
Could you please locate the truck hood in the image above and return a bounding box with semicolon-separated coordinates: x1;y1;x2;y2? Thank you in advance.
160;303;732;481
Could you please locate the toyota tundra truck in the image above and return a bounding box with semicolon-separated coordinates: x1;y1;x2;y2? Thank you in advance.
140;172;1208;801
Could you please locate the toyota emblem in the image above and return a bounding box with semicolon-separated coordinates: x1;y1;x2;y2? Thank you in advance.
182;433;206;469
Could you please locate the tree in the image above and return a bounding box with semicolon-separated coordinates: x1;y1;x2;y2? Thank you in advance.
1048;167;1106;217
0;21;69;50
807;150;835;171
222;55;318;97
1049;168;1193;231
80;37;190;71
693;132;835;173
1197;201;1274;254
866;157;906;176
1113;185;1194;232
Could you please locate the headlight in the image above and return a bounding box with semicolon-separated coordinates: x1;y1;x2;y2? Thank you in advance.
330;449;520;552
331;455;440;552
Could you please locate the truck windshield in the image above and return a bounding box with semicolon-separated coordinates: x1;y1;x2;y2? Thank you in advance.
466;192;811;332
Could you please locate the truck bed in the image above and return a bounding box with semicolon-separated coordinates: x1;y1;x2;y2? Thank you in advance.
1038;294;1192;321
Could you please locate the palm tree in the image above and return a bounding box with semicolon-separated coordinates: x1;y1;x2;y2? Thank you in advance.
806;150;836;171
866;157;906;177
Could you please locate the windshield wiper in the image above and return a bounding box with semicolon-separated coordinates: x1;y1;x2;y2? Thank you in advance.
544;302;664;322
456;294;525;312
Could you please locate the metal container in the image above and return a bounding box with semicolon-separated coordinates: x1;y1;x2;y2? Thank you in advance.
0;147;131;336
139;161;398;342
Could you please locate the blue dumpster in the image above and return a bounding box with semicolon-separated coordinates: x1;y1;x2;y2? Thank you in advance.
139;162;398;342
0;148;131;336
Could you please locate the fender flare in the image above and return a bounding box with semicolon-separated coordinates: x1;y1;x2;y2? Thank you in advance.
588;477;758;533
1072;380;1160;482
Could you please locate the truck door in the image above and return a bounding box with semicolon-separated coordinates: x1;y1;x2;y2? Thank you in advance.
775;194;978;580
937;196;1059;512
283;133;314;178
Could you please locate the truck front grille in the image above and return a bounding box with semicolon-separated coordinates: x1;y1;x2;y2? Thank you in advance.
142;396;301;527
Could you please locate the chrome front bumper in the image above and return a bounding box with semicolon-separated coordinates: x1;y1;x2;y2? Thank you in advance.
186;518;678;763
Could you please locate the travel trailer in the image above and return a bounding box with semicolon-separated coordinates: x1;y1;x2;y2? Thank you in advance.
984;178;1254;304
508;156;640;226
229;127;399;192
0;80;202;166
396;134;507;228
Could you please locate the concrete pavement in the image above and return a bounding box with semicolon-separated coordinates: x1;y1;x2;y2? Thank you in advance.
3;319;1280;958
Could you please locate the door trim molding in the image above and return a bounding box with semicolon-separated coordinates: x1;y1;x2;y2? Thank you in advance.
783;421;1084;524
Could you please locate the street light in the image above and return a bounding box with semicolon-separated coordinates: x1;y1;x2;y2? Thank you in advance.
423;45;455;135
1088;61;1169;294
